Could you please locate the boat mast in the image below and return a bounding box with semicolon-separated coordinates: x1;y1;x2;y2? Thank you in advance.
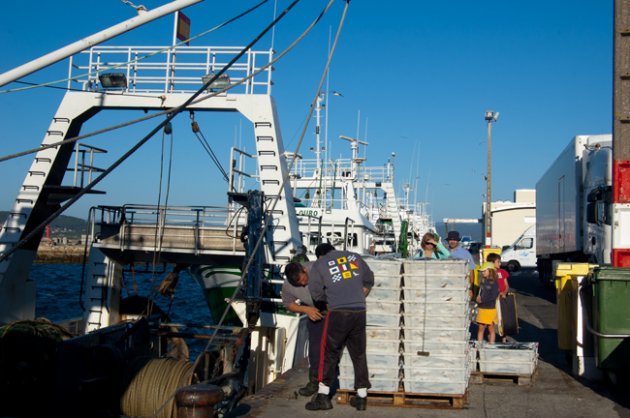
0;0;204;87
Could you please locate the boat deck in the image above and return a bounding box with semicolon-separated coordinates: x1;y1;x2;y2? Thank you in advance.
227;269;630;417
88;205;248;264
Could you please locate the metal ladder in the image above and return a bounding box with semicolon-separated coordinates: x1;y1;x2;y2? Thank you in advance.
380;182;402;247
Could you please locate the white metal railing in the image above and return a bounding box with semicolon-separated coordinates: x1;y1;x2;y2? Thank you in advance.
70;143;107;188
88;204;247;250
229;147;258;195
68;45;273;95
287;157;392;184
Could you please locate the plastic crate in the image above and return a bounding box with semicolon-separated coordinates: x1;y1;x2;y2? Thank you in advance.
403;352;469;369
367;339;401;353
366;259;403;277
367;311;401;327
366;326;401;340
403;273;469;289
339;376;400;392
477;342;538;375
403;259;469;276
403;339;470;356
367;286;402;302
339;350;400;368
403;366;470;383
402;312;470;329
339;364;400;380
402;379;468;395
402;287;469;303
367;300;401;314
403;326;470;342
402;300;470;317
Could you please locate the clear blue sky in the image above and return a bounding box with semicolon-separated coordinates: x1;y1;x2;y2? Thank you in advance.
0;0;613;222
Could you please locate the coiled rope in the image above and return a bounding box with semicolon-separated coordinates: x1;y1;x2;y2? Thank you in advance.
121;358;194;418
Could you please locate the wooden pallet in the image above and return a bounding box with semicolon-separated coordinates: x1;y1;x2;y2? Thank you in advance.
471;369;536;386
335;389;468;409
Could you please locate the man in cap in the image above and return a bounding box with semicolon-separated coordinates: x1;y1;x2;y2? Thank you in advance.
445;230;476;291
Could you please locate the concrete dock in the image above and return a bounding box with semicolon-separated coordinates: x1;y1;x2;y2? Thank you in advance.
227;270;630;417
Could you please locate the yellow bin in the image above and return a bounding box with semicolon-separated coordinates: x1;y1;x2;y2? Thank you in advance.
555;263;594;351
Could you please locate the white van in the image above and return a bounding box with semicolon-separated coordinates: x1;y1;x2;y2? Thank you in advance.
500;225;536;272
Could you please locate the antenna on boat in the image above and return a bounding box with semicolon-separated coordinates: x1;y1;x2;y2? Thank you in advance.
315;93;324;172
339;135;368;178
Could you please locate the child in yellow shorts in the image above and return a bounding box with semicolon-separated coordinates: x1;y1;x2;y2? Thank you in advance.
476;262;500;343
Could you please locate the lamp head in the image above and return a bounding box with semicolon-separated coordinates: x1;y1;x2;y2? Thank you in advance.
484;110;499;122
98;73;127;89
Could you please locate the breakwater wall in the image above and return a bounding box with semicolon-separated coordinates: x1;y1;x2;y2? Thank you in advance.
35;245;86;264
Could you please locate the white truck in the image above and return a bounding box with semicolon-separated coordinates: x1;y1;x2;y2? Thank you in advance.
535;134;612;286
501;225;536;272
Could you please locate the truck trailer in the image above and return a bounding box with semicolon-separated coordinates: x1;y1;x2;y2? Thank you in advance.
536;134;612;285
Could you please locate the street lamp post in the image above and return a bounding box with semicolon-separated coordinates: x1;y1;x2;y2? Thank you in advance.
484;110;499;248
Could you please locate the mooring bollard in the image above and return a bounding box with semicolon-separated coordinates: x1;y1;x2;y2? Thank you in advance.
176;383;224;418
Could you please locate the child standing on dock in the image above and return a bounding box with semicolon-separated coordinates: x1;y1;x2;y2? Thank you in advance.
476;262;500;343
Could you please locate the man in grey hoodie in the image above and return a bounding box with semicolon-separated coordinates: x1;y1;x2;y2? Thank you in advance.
305;243;374;411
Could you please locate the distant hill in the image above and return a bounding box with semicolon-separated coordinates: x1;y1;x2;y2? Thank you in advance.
0;211;88;239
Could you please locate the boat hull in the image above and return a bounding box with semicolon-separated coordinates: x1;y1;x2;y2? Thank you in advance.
190;265;242;324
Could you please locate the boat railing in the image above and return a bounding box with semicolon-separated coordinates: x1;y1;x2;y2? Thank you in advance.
228;147;258;195
68;143;108;188
68;45;273;95
287;157;392;183
89;204;247;255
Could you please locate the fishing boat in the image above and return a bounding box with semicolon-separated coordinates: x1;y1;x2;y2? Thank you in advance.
0;1;350;415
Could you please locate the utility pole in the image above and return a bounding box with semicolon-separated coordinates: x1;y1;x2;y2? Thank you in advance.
484;110;499;248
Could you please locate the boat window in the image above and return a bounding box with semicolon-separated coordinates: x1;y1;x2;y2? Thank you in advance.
347;233;358;247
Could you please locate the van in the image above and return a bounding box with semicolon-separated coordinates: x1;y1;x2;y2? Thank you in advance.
500;225;536;272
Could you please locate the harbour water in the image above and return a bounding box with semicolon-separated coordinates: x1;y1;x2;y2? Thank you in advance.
33;264;213;357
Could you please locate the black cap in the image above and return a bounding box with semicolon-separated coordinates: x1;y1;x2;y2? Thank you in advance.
446;231;461;241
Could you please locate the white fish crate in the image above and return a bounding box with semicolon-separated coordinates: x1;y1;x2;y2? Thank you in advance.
366;326;401;340
339;349;402;392
367;285;402;302
403;259;469;277
339;376;400;392
402;300;470;317
403;326;471;342
403;311;470;329
402;376;469;395
367;339;401;353
366;259;403;277
367;300;401;314
403;366;470;383
403;339;470;356
339;364;401;381
477;342;539;375
402;286;469;303
403;273;469;289
340;350;401;368
403;352;469;370
367;311;401;327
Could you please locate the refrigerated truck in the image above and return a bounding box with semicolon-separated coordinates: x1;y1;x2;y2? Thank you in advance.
535;134;612;285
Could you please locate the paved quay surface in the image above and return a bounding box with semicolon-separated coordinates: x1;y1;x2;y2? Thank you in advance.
227;270;630;418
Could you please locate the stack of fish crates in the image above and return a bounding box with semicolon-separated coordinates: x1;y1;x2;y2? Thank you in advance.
401;260;474;395
338;259;403;392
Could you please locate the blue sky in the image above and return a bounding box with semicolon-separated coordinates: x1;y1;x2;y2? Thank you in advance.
0;0;613;223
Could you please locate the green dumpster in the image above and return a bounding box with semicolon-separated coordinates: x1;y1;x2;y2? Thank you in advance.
592;267;630;370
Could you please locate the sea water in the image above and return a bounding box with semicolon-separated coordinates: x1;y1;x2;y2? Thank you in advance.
33;264;213;357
